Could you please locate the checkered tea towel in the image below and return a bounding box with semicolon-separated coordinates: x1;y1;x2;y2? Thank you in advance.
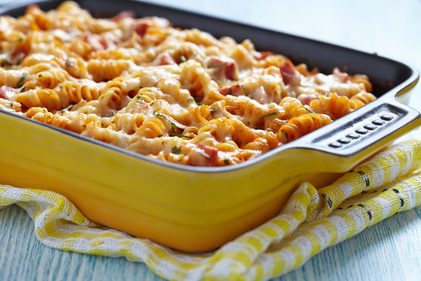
1;139;421;281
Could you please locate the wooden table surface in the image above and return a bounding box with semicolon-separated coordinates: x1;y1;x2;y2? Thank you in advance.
1;0;421;280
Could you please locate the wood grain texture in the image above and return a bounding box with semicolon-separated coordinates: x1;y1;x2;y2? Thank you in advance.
1;0;421;280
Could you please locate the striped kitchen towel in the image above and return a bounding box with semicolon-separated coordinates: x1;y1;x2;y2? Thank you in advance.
1;139;421;280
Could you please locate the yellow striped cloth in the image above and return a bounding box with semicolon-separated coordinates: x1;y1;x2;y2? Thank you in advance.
1;139;421;280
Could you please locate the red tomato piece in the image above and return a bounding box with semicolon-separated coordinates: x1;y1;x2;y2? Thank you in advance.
187;144;219;166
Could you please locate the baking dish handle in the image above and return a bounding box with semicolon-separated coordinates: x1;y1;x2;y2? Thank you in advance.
293;96;421;161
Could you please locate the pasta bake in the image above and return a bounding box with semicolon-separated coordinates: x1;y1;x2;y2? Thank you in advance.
0;1;376;167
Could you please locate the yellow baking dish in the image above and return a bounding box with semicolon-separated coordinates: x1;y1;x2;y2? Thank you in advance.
0;0;420;252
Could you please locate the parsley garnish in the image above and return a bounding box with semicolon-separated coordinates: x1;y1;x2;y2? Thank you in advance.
179;52;187;63
136;95;143;100
162;142;165;145
227;88;232;95
111;120;115;124
170;122;177;132
153;111;166;118
235;84;240;88
17;72;27;88
14;37;23;43
256;112;277;129
38;74;42;77
58;83;63;89
172;146;181;154
211;62;226;68
10;102;13;107
187;97;194;102
101;122;104;127
2;60;11;69
194;97;202;103
224;158;230;165
60;104;73;113
150;102;154;106
242;85;246;94
178;154;187;162
169;133;193;139
65;59;73;68
305;107;315;114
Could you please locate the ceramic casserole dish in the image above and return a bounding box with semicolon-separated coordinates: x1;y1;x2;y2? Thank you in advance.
0;0;420;252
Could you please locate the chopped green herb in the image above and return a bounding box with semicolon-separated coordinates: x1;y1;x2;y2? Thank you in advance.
179;52;187;63
242;85;246;94
65;59;73;68
111;120;115;124
137;102;146;106
224;158;230;165
153;111;166;119
178;154;187;162
235;84;240;88
162;142;165;145
305;107;316;114
194;97;202;103
211;62;226;68
139;86;143;89
60;104;73;113
172;146;181;154
150;102;154;106
227;88;232;95
10;102;13;107
170;122;177;132
16;72;27;88
256;112;277;129
156;88;160;91
14;37;23;43
58;83;63;89
2;60;11;69
101;122;104;127
136;95;143;100
169;133;193;139
38;74;42;77
187;97;194;102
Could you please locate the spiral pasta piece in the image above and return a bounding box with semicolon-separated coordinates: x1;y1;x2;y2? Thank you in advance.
279;113;332;143
11;89;62;110
309;92;360;120
350;92;377;106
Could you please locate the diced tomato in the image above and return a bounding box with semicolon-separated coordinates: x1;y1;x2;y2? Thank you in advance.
98;37;108;49
280;60;297;86
297;94;318;105
82;34;104;51
112;11;136;22
135;22;150;38
0;85;14;100
187;144;219;166
254;51;274;60
219;84;245;96
333;67;350;82
208;56;239;81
